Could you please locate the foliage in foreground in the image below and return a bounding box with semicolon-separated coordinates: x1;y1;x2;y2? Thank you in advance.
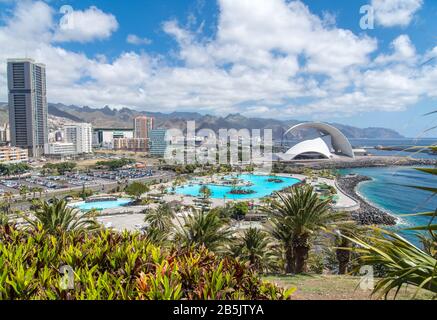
344;148;437;299
0;225;293;300
22;199;100;235
346;227;437;299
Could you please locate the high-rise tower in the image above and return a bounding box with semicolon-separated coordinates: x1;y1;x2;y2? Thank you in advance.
7;59;48;158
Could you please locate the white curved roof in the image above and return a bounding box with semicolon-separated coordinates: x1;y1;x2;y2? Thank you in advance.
284;122;355;158
285;137;333;159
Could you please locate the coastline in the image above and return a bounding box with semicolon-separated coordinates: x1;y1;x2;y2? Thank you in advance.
288;156;436;170
337;175;398;226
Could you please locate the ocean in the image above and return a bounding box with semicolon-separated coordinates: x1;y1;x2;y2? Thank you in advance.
340;166;436;245
280;138;437;159
349;138;437;159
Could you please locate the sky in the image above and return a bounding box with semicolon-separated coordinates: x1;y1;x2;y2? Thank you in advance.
0;0;436;137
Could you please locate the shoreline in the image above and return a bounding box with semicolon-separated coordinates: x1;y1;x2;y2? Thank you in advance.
280;156;436;170
337;175;397;226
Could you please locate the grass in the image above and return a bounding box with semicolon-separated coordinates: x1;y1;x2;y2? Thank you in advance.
263;274;435;300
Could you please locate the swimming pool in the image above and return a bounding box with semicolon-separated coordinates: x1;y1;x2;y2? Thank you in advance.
70;198;132;211
173;174;301;200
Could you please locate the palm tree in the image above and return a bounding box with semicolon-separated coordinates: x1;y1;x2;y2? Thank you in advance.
19;185;29;200
23;198;100;235
158;184;167;195
199;185;212;200
0;210;8;226
265;186;345;274
144;203;174;231
231;228;276;272
174;210;232;253
330;219;369;274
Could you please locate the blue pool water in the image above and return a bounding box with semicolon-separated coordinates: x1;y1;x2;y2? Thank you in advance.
340;167;437;243
173;174;301;200
71;198;132;211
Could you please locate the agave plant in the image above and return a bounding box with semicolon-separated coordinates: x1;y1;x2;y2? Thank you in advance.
23;198;100;235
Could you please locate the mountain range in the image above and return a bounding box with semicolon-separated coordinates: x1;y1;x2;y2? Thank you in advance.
0;102;405;140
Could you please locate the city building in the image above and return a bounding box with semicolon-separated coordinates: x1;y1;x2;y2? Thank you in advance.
0;123;10;144
44;142;76;157
0;146;28;163
149;129;168;157
113;138;149;152
64;123;93;154
275;122;355;161
134;116;154;139
93;128;134;149
7;59;48;158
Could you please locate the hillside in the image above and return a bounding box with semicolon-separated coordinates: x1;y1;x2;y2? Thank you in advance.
0;103;405;140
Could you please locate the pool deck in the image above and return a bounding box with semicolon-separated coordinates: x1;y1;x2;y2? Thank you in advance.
79;173;359;232
149;173;359;211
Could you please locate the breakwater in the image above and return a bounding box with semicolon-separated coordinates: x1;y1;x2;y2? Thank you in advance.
337;175;397;226
279;156;436;170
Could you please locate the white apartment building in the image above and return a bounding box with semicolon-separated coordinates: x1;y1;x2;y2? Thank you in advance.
44;142;76;156
64;123;93;154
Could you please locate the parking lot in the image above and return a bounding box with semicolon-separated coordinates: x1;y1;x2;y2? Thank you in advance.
1;168;172;199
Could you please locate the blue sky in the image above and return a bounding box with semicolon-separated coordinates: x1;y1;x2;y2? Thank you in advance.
0;0;436;137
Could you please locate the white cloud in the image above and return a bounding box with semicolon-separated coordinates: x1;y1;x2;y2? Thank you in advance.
372;0;423;27
0;0;435;120
374;34;417;64
53;6;118;43
126;34;152;46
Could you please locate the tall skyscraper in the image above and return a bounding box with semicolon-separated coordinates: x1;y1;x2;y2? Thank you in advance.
134;116;154;139
7;59;48;158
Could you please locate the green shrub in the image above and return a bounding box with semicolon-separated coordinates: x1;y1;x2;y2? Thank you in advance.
0;225;293;300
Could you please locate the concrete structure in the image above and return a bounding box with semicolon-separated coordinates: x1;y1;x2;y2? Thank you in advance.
149;129;168;157
134;116;154;139
0;124;10;144
113;138;149;152
64;123;93;154
93;128;134;149
278;122;355;160
0;146;28;163
7;59;48;157
44;142;76;156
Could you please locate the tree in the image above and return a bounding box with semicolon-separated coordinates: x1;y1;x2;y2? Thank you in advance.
96;158;135;170
229;202;249;220
158;184;167;195
174;211;232;253
330;219;368;274
231;228;276;272
23;199;100;235
19;185;29;200
199;185;212;200
144;204;174;232
125;182;150;202
265;186;345;274
0;210;8;226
